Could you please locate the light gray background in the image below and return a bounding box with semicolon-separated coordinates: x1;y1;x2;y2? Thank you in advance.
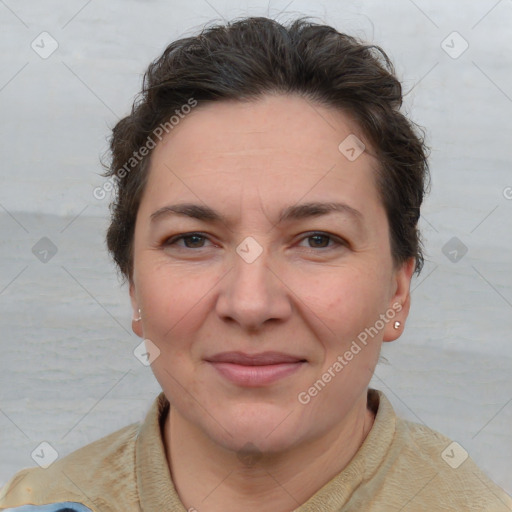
1;0;511;497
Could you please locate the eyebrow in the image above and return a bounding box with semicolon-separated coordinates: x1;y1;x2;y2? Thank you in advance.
150;201;363;227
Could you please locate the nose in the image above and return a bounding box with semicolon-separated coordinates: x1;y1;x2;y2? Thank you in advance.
215;240;292;331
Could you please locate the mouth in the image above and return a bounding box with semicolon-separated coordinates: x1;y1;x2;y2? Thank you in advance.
205;351;307;387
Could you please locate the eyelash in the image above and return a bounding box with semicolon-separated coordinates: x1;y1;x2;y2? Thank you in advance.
162;231;346;251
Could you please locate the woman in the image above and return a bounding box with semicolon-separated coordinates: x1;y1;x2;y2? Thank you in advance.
1;16;510;512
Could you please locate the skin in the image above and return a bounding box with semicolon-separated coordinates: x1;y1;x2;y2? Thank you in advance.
129;93;415;511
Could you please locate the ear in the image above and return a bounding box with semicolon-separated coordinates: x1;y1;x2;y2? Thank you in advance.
129;280;143;338
383;257;416;342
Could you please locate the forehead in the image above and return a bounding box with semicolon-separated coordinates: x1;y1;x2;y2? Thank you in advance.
141;94;383;222
153;94;366;163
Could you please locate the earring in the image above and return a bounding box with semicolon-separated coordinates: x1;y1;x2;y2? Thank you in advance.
133;308;142;322
393;321;401;329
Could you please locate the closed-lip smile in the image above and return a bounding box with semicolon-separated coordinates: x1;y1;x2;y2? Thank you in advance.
206;351;307;386
206;351;306;365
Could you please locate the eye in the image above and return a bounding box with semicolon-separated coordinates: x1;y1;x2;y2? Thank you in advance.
162;231;346;251
297;232;345;250
163;232;212;249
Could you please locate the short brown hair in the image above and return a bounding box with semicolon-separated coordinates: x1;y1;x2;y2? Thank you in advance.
103;16;430;282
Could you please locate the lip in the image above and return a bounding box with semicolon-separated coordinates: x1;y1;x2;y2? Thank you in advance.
206;351;306;387
207;351;305;365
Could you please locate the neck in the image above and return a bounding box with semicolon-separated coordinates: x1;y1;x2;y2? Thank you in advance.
164;392;375;512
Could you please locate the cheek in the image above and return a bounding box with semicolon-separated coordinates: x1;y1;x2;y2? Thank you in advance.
136;261;222;343
293;265;389;338
138;264;206;397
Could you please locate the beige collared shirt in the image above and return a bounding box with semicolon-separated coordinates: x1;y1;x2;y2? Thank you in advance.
1;389;511;511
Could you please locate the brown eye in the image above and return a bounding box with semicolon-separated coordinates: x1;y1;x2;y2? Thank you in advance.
307;234;331;248
164;233;210;249
298;232;345;250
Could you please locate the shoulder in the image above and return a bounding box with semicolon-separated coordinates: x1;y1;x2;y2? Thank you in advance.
391;412;512;510
0;422;140;512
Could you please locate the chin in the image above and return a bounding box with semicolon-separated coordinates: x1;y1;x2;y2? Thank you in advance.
204;403;304;455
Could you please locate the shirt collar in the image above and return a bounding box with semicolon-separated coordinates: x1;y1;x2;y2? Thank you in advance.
135;392;186;512
135;388;396;511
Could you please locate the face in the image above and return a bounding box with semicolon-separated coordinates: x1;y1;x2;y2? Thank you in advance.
130;94;414;455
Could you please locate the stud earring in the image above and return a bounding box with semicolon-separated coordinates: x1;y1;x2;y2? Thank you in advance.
393;321;401;329
133;308;142;322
